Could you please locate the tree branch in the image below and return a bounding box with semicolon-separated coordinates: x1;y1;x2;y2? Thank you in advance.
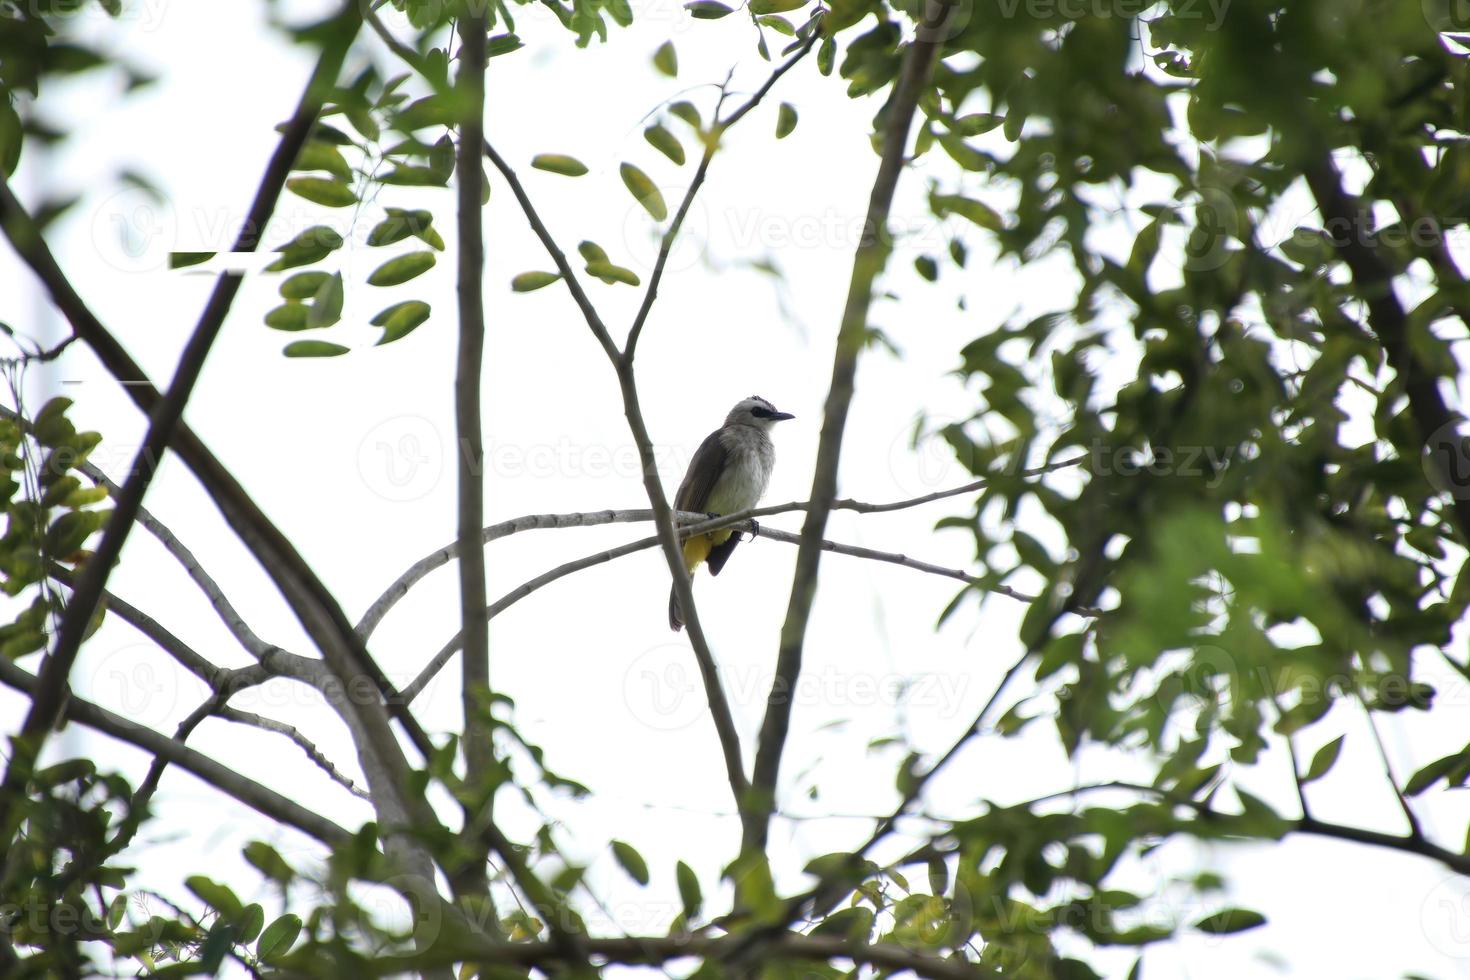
368;931;984;980
623;30;820;361
1303;151;1470;545
0;7;365;837
360;455;1085;641
451;10;496;902
748;9;953;854
0;658;353;848
0;150;438;823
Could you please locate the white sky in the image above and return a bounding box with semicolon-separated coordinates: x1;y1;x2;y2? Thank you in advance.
3;1;1470;977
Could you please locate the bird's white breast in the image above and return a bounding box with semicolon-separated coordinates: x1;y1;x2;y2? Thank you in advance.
708;426;775;514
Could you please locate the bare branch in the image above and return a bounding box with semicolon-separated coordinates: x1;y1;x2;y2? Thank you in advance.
0;658;353;848
399;508;1053;705
216;705;369;800
364;455;1082;644
749;12;955;853
450;10;497;906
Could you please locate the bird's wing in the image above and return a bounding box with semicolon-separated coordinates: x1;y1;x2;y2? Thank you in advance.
675;430;729;512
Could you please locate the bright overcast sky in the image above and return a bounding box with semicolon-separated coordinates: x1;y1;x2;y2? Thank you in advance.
2;1;1469;977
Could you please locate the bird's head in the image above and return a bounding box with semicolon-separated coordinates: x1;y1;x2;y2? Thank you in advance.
726;395;794;430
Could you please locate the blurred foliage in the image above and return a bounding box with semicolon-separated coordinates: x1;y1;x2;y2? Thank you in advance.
4;0;1470;976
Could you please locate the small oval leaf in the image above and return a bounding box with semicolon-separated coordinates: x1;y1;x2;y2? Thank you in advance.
531;154;589;177
264;303;310;332
610;840;649;885
372;300;431;345
653;41;677;77
286;176;357;208
511;271;562;292
280;270;330;300
367;251;436;287
283;340;350;358
685;0;733;17
644;125;685;165
776;102;798;139
619;163;667;221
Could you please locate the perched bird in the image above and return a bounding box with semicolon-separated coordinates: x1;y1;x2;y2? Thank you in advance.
669;395;794;631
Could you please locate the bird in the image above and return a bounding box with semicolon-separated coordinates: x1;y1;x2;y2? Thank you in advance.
668;395;794;631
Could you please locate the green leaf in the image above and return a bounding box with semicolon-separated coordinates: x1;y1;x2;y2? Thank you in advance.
610;840;649;885
381;165;448;186
367;251;436;287
283;340;350;358
264;303;311;331
915;255;939;281
578;241;609;264
1193;908;1266;935
295;140;352;180
266;226;343;271
531;154;589;177
620;163;667;221
751;0;804;11
776;102;798;139
373;301;431;345
676;861;702;920
168;252;214;269
1301;735;1344;784
238;904;265;944
256;913;301;963
185;876;243;918
932;193;1003;231
308;272;344;329
280;270;331;299
511;271;562;292
644;125;685;165
668;102;701;130
487;33;524;57
1406;751;1464;796
286;176;357;208
653;41;678;77
585;261;641;286
242;842;294;885
685;0;733;16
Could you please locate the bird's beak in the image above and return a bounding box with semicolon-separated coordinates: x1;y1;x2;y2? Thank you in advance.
771;412;795;421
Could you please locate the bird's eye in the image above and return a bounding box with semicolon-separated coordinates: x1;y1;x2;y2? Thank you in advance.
751;408;773;419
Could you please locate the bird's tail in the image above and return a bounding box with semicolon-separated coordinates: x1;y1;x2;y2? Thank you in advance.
669;535;712;631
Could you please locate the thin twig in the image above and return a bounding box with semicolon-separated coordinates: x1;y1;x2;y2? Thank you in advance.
748;6;954;854
358;455;1084;640
0;658;353;848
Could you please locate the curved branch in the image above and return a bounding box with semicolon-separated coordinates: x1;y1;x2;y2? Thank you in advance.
362;455;1082;641
399;509;1046;705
